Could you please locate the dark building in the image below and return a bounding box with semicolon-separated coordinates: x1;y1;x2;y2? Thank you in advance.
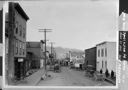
84;47;96;70
119;0;128;15
7;2;29;83
26;41;44;69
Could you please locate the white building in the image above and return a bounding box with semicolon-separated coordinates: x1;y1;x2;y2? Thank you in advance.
96;41;116;74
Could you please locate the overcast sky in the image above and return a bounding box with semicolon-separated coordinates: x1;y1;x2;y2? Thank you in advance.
6;0;119;50
0;1;4;10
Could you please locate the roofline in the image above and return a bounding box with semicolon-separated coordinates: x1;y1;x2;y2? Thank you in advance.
84;46;96;51
26;41;40;43
96;41;116;46
12;2;29;21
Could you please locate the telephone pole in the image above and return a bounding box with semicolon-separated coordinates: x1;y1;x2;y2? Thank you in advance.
49;42;55;65
39;29;52;74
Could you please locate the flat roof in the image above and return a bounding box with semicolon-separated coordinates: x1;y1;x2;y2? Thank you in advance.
96;41;116;46
85;46;96;51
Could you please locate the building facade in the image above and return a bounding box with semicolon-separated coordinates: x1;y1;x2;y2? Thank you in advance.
84;47;96;70
96;42;116;75
7;2;29;83
26;41;44;69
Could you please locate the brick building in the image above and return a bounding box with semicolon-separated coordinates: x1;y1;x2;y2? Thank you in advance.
6;2;29;83
84;47;96;70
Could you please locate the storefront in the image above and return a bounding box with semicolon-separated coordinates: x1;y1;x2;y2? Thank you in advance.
14;58;26;80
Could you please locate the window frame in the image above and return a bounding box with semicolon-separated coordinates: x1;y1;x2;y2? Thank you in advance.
19;25;22;37
15;21;18;34
15;39;18;55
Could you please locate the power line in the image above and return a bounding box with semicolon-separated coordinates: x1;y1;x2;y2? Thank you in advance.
38;28;52;74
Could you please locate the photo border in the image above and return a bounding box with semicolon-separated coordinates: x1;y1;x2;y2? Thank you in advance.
2;0;119;89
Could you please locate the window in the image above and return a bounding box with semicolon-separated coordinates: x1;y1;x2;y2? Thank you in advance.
105;48;107;57
101;49;104;57
23;43;25;55
105;61;107;68
98;50;100;57
19;25;22;36
19;42;22;55
23;28;25;38
15;22;18;34
102;61;103;68
15;40;18;54
102;49;104;56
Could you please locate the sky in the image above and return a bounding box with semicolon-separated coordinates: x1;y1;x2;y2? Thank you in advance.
0;1;4;10
6;0;119;50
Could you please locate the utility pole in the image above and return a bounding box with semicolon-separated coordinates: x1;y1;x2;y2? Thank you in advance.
53;47;56;65
49;42;55;65
39;29;52;75
69;51;71;62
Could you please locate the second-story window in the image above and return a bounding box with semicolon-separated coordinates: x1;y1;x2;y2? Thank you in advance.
105;48;107;57
102;49;104;56
101;49;104;57
102;60;103;68
15;40;18;54
98;49;100;57
23;28;25;38
19;25;22;37
19;42;22;55
15;22;18;34
23;43;25;55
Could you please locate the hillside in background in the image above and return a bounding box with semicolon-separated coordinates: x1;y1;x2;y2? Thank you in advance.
46;46;84;59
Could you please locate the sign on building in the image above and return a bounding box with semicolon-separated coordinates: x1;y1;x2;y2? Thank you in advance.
119;31;128;61
18;58;23;62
